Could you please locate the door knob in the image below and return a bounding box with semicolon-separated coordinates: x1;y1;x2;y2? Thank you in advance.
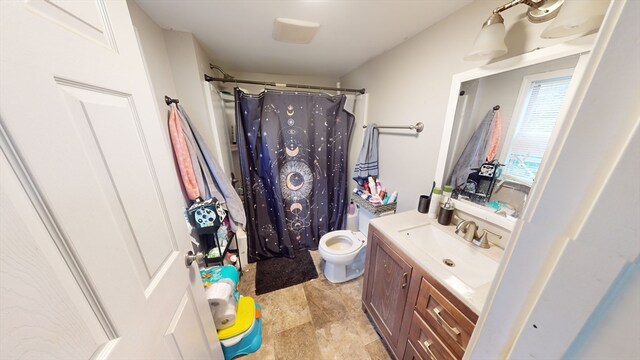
185;250;204;267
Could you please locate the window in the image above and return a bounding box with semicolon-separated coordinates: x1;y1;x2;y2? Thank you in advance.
501;70;573;185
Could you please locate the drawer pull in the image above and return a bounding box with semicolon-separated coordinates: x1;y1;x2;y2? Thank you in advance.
401;272;408;288
422;340;437;360
434;306;461;337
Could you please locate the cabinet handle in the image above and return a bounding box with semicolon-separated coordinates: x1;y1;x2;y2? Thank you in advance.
422;340;437;360
401;272;408;288
434;306;461;337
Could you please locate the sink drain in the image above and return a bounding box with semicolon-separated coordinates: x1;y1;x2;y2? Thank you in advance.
443;259;455;267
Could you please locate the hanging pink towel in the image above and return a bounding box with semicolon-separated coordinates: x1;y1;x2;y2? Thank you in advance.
486;110;502;161
168;104;200;200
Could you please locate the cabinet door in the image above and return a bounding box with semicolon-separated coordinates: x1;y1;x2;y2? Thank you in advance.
367;233;413;347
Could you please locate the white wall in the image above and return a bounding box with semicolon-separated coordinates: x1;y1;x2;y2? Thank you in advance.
127;1;177;125
339;0;605;213
163;31;232;175
564;260;640;359
128;1;233;179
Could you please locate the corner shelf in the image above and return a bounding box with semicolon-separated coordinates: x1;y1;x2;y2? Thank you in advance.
201;231;243;272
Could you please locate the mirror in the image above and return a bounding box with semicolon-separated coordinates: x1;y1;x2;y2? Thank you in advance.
435;42;593;229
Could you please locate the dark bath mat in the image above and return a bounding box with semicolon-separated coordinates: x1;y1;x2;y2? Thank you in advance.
255;250;318;295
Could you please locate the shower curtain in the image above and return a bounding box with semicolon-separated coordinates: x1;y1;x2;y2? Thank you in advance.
235;88;354;261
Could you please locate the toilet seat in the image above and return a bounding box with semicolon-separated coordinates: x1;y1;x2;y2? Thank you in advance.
319;231;365;256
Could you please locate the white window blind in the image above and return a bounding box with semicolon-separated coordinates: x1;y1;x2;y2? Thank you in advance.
504;75;572;184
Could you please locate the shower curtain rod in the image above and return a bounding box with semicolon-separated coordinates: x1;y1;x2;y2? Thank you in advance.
204;74;365;94
363;122;424;133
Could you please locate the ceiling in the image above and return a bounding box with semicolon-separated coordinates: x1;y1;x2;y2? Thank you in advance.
135;0;473;77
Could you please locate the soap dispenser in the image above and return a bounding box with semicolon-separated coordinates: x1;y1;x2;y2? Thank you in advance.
438;198;454;225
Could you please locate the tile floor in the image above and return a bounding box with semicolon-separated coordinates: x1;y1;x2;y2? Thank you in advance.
235;250;391;360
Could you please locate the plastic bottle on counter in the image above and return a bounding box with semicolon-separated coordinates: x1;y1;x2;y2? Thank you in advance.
428;187;442;219
368;177;378;196
353;188;371;201
442;185;454;204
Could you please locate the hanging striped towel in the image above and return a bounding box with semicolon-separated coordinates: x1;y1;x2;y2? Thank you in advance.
353;124;379;186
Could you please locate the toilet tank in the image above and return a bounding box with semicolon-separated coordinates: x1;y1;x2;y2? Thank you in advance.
356;206;396;237
358;207;375;237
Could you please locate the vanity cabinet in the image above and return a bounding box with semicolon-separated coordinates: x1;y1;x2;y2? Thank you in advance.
363;231;413;349
362;226;479;360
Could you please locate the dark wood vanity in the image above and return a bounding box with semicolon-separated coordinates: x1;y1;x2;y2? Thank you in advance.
362;224;479;360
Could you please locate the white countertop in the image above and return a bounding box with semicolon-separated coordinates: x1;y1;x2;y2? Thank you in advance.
369;210;504;314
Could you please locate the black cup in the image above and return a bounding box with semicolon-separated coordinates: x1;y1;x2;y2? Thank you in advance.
418;195;430;213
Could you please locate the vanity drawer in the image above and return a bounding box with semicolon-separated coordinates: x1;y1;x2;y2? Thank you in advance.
408;311;456;360
402;340;424;360
415;278;475;358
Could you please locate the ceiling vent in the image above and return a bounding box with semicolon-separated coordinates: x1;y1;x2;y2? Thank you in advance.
272;18;320;44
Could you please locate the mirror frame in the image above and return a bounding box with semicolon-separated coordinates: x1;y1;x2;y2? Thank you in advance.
434;36;596;231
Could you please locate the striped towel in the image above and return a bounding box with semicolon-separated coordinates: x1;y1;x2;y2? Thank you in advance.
353;124;379;186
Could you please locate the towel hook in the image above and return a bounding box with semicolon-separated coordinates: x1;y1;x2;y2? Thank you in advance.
165;96;179;106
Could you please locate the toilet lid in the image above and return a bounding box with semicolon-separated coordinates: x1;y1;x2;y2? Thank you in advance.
320;231;365;255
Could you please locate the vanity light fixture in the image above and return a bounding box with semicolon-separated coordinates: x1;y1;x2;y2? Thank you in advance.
541;0;610;38
464;0;609;61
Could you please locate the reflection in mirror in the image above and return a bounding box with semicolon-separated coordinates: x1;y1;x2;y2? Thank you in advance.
445;55;580;219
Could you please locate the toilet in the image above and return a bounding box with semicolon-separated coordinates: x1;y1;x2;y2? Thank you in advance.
319;230;367;283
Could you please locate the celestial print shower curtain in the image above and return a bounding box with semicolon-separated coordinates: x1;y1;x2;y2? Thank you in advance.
235;88;354;261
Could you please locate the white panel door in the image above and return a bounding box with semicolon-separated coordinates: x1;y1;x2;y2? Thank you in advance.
0;0;221;358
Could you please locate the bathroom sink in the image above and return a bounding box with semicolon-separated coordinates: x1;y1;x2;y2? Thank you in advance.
399;223;499;288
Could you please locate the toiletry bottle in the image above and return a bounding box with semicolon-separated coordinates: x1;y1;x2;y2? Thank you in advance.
375;179;383;194
428;187;442;219
348;200;356;215
368;177;378;196
353;188;371;201
388;191;398;203
443;185;454;204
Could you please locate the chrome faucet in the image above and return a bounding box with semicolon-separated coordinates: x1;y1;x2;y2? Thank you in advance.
455;219;478;242
455;219;503;249
473;230;492;249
